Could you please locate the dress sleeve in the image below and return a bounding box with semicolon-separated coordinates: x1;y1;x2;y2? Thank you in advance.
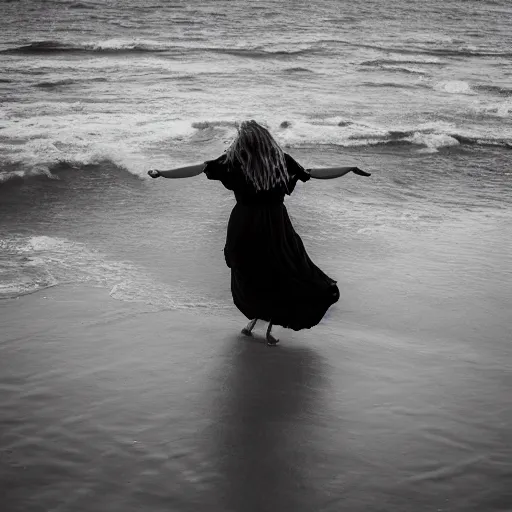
203;154;228;181
284;153;311;182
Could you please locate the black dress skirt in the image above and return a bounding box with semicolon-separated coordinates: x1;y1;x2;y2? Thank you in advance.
204;152;339;330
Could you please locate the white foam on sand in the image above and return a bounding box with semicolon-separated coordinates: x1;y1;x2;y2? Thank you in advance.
0;235;228;310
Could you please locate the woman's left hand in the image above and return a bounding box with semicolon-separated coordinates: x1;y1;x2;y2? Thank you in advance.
352;167;371;177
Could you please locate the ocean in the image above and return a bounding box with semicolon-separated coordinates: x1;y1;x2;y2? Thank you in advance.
1;0;511;307
1;0;511;510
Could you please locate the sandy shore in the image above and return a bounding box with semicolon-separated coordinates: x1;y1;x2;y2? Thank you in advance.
1;285;511;512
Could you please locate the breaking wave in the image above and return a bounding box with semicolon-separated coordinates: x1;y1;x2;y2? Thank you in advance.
2;40;319;59
362;81;428;90
267;120;512;152
1;117;510;186
475;84;512;97
360;64;429;75
206;46;318;59
360;58;445;66
33;77;108;88
318;39;512;59
283;67;315;74
1;40;175;55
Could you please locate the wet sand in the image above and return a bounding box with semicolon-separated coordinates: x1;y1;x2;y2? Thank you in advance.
1;285;511;512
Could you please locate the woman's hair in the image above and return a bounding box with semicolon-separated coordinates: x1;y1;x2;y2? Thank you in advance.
225;120;289;191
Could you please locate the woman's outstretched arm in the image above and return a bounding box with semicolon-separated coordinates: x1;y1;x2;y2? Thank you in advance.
309;166;371;179
148;163;205;179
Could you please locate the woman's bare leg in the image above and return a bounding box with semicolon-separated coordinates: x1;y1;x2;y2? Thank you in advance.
266;320;279;346
241;318;258;336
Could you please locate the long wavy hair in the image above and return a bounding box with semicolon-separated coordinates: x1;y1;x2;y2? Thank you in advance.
225;120;289;191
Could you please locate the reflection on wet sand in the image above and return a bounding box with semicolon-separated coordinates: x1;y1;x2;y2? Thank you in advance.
1;288;511;512
210;338;326;512
208;326;512;512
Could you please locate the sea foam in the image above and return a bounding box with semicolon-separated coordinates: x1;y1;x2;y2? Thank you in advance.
0;234;226;309
434;80;475;95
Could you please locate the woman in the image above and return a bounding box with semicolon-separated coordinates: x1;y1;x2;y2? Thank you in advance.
148;120;370;346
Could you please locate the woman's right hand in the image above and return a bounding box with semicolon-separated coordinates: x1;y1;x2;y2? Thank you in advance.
351;167;371;177
148;169;161;178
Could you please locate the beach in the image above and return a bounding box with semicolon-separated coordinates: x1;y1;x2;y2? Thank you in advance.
1;0;512;509
2;281;511;512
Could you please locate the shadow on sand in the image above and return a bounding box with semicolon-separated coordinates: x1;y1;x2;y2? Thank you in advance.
208;334;327;512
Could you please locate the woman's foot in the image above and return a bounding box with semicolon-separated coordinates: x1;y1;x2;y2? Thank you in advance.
241;318;257;336
266;333;279;346
266;321;279;346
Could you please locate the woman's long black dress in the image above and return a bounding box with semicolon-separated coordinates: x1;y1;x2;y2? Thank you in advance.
204;152;339;330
